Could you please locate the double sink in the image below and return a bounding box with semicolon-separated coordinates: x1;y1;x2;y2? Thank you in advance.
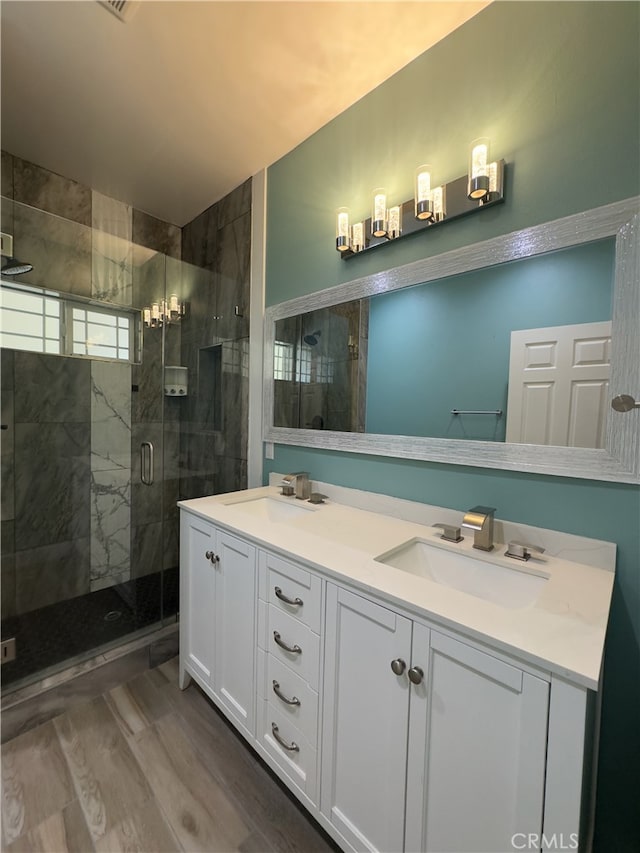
222;495;549;611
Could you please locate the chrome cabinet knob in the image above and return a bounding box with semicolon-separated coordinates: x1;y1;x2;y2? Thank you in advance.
390;658;406;676
408;666;424;685
204;551;219;564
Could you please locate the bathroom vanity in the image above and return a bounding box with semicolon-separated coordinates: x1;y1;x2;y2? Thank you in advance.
178;480;615;853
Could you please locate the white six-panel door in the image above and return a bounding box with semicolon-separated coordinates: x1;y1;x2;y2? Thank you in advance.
506;321;611;447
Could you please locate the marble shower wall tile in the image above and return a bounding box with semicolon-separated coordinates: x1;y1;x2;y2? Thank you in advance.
133;209;181;260
217;178;252;231
14;351;90;424
1;150;13;197
215;212;250;342
90;467;131;592
15;537;91;614
131;521;164;579
1;349;15;522
1;520;16;619
12;201;92;298
91;361;132;472
91;191;133;306
14;423;90;551
181;206;217;269
12;155;92;226
90;361;132;590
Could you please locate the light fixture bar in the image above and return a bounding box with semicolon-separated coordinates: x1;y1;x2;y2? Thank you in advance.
340;160;505;260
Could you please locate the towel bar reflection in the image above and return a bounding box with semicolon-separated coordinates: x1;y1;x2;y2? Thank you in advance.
452;409;503;416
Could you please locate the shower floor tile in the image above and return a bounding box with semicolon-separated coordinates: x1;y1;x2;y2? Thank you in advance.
1;567;178;689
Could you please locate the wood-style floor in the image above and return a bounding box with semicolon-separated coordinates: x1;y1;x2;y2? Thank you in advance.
1;648;339;853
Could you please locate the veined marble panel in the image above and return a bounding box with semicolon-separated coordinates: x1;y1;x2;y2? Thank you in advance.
90;467;131;592
12;201;92;297
91;191;133;305
91;361;132;472
13;156;91;226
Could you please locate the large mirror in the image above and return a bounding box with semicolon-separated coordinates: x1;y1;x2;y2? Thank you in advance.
264;199;640;483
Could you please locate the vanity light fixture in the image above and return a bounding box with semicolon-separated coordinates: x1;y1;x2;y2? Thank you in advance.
143;294;186;328
335;137;505;258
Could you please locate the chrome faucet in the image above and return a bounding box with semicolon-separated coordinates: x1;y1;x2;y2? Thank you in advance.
280;472;311;500
461;505;496;551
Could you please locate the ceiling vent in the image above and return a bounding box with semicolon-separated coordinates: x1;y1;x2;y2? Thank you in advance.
98;0;140;23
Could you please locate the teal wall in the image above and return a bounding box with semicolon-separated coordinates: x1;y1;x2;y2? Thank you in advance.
264;3;640;850
366;240;614;439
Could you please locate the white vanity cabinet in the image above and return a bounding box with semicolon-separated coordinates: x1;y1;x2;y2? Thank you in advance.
178;495;607;853
321;583;549;853
179;511;257;738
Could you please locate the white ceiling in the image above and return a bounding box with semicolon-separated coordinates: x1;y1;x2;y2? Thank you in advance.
1;1;489;227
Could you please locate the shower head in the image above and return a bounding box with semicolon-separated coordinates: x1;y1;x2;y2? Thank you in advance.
1;255;33;276
304;330;321;346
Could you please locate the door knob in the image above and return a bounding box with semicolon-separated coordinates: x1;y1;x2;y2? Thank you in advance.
408;666;424;685
390;658;406;676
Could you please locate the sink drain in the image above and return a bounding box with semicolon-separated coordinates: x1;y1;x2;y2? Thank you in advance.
104;610;122;622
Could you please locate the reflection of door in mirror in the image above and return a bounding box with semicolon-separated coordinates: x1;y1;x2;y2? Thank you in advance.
365;239;615;443
273;299;368;431
506;321;611;447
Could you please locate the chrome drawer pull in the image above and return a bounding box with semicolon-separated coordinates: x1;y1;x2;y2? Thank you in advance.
275;586;303;607
273;631;302;655
271;723;299;752
272;680;301;706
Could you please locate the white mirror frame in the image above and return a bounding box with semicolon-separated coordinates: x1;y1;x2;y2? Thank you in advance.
264;197;640;484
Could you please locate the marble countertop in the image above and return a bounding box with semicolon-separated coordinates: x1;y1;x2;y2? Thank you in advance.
179;485;615;691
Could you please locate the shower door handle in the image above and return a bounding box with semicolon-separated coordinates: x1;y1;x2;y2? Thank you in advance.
140;441;154;485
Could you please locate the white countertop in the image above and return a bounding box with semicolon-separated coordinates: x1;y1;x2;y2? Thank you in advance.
179;485;615;691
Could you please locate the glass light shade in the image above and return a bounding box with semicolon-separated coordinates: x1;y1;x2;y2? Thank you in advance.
351;221;365;253
468;137;490;200
415;165;433;220
151;302;160;325
372;188;387;237
488;161;499;194
143;307;151;326
431;186;445;221
336;207;351;252
388;205;402;239
169;294;180;317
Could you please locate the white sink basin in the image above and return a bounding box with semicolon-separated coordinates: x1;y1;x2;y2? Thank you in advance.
224;496;315;523
375;538;549;609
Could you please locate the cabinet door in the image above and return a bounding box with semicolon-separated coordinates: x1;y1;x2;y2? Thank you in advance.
321;585;412;853
213;530;257;737
405;626;549;853
180;514;216;686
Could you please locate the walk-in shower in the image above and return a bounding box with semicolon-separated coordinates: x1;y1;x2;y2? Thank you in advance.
0;198;190;691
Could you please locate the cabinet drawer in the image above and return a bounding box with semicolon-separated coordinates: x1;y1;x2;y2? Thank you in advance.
257;649;319;745
259;551;322;633
266;605;321;688
257;698;318;804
